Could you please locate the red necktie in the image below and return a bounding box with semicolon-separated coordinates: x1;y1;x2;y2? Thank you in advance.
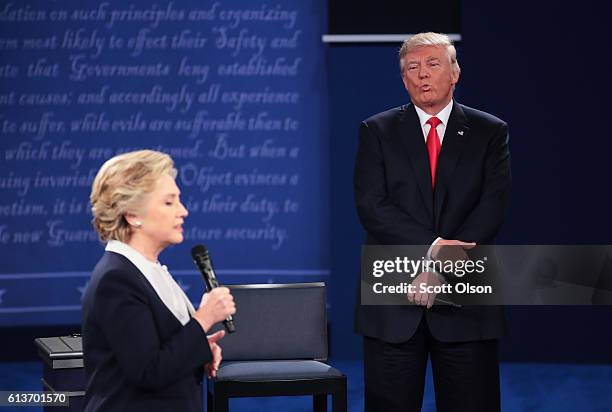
426;116;442;187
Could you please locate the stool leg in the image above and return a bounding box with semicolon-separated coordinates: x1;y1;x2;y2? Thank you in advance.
207;388;214;412
214;395;229;412
332;379;347;412
313;393;327;412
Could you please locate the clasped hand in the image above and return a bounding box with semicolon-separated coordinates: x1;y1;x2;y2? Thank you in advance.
408;238;475;308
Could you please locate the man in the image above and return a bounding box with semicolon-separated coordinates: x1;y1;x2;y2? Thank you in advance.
354;32;511;412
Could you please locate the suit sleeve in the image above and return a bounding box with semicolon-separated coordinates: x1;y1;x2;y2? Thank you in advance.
94;269;213;391
354;121;437;245
454;122;511;243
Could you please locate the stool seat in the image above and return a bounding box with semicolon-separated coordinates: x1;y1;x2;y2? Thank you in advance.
216;360;344;382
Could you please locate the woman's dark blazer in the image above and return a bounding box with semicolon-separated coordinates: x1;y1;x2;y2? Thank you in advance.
82;251;213;412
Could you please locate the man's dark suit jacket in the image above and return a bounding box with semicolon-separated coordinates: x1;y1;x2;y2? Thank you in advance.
354;101;511;343
82;251;213;412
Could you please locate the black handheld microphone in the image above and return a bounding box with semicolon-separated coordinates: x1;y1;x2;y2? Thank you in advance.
191;244;236;333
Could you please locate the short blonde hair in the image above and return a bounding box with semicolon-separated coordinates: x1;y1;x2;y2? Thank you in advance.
90;150;177;243
398;32;460;75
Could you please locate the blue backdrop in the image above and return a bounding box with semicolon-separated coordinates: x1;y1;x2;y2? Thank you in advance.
0;0;329;326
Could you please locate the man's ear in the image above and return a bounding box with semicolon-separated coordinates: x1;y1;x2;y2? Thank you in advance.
399;58;410;91
401;72;410;92
451;67;460;86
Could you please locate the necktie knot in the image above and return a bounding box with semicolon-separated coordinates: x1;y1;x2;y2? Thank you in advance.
426;116;442;128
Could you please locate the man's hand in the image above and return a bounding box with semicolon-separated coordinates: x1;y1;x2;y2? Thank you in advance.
431;238;476;263
408;271;442;309
205;330;225;379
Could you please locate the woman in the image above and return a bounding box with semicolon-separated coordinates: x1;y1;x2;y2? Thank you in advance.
82;150;235;411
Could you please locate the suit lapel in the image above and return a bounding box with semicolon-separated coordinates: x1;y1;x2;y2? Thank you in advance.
118;255;185;328
434;102;470;224
398;104;434;218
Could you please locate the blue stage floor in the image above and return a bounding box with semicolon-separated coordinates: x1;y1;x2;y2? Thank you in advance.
1;359;611;411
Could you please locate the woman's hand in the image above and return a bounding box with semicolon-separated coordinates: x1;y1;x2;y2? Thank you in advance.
194;287;236;332
205;330;225;378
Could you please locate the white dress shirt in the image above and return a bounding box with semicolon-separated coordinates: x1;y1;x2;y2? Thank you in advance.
413;100;454;261
414;99;454;145
106;240;195;325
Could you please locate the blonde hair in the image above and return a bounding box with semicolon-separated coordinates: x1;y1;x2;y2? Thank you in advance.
90;150;177;243
398;32;460;75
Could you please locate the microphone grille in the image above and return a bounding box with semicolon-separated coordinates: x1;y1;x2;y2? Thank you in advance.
191;244;209;259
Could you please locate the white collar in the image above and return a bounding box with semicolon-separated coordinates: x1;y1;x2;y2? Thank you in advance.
105;240;195;325
414;99;454;127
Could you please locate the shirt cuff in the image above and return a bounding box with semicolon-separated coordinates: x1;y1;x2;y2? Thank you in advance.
425;237;446;283
426;237;442;260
